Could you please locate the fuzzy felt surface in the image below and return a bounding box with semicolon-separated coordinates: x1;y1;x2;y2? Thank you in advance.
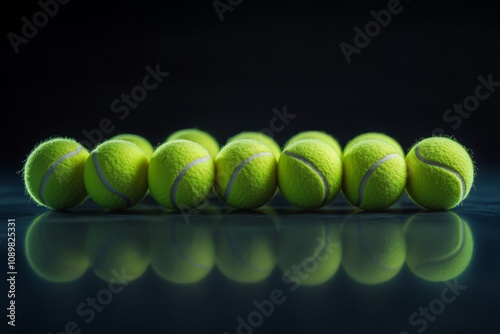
278;139;342;209
84;140;149;210
228;132;282;161
343;132;405;157
342;139;406;210
406;137;475;210
23;137;89;210
111;134;155;159
285;131;343;158
215;139;277;209
167;128;220;160
148;139;214;210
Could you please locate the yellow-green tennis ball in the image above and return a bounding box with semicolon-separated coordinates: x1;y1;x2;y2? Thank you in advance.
404;212;474;282
285;131;342;158
111;133;154;159
279;220;342;287
23;137;89;210
342;139;406;210
278;139;342;209
150;220;215;284
405;137;475;210
167;128;220;160
85;221;150;283
148;140;214;210
228;131;281;161
344;132;405;157
215;217;278;283
215;139;277;209
84;140;149;210
25;212;89;282
342;219;406;285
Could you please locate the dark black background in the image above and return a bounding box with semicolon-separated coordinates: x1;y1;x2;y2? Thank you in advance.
2;3;500;333
3;0;499;172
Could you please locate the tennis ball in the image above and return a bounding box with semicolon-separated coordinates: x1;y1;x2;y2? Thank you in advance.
404;212;473;282
84;140;149;210
228;131;281;161
279;219;342;287
111;133;154;159
25;212;89;282
85;220;150;283
150;220;215;284
278;139;342;209
167;128;220;160
344;132;405;156
342;139;406;210
405;137;475;210
215;139;277;209
285;131;342;158
342;218;406;285
215;216;278;283
23;137;89;210
148;140;214;210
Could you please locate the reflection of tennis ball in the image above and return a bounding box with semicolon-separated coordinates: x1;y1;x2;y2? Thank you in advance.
228;131;281;161
111;134;154;159
85;221;150;283
148;140;214;210
150;221;215;284
342;219;406;285
167;128;220;160
23;137;89;210
25;212;89;282
344;132;405;156
405;212;474;282
406;137;475;210
215;216;278;283
342;140;406;210
84;140;149;210
279;219;342;287
278;139;342;209
215;139;277;209
285;131;342;158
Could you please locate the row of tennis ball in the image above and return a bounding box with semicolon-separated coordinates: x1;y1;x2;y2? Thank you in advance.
26;211;473;285
23;129;475;211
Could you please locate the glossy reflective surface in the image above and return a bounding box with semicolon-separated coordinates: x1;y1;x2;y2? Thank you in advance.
1;168;499;334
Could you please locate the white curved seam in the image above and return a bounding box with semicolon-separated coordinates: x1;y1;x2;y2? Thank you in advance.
40;146;83;204
224;152;272;201
415;146;466;200
357;153;400;206
284;151;329;206
93;153;132;207
171;155;211;209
